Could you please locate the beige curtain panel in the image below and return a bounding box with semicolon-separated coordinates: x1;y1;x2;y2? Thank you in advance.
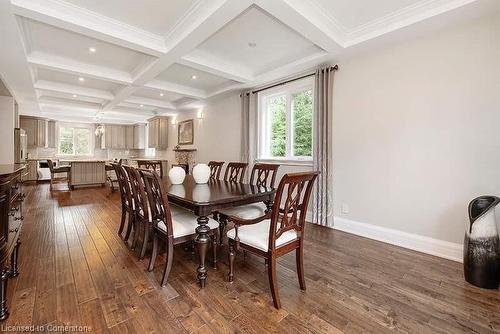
312;66;335;227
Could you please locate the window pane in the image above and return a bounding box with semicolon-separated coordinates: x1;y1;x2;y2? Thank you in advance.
59;127;74;155
268;95;286;157
74;128;91;155
292;90;313;157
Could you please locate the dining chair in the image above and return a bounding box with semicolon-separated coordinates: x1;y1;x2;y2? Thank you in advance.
137;160;164;178
225;171;319;309
217;163;280;244
106;159;122;194
47;159;71;190
122;165;151;258
208;161;224;179
111;163;135;241
142;168;219;287
223;162;248;183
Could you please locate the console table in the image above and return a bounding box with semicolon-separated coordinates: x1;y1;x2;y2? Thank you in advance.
0;164;25;321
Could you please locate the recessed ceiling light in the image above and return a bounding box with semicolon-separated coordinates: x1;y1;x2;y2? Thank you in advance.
139;104;144;107
248;42;257;47
159;93;164;97
191;75;197;80
78;77;85;82
72;94;77;98
89;47;96;53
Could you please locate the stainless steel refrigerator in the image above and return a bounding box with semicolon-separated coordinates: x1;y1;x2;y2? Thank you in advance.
14;128;27;163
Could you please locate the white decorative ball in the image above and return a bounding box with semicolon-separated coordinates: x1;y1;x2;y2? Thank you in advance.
168;166;186;185
192;163;210;184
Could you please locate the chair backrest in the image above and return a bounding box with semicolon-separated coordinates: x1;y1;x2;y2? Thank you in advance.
47;159;55;173
250;163;280;188
268;171;319;251
111;163;132;209
122;165;148;220
208;161;224;179
224;162;248;183
140;168;174;238
137;160;163;178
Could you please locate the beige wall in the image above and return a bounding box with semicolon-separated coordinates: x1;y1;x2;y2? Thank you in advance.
166;93;243;165
332;13;500;244
0;96;15;164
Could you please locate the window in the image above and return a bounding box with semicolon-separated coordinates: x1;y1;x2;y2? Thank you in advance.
58;126;92;156
258;79;314;161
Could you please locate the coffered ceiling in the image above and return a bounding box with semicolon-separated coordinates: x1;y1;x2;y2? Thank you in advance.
0;0;496;124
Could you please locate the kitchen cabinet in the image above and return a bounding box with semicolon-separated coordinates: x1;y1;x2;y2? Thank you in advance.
20;117;37;147
47;120;56;148
148;117;169;149
125;125;134;149
133;124;146;149
19;116;55;148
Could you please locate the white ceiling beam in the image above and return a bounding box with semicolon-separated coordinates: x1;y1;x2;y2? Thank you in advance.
145;80;206;100
10;0;167;57
34;80;113;100
38;95;102;109
255;0;344;53
27;51;132;84
206;50;331;97
102;0;253;111
124;96;176;110
179;50;254;83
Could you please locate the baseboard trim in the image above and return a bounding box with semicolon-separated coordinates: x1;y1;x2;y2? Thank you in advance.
332;216;463;263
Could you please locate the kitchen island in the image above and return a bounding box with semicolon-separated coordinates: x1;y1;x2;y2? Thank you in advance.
67;160;106;189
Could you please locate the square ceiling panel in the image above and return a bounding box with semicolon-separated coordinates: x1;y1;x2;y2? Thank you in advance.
36;68;122;93
23;18;154;73
309;0;421;30
133;87;184;102
192;6;324;76
155;63;237;92
62;0;198;36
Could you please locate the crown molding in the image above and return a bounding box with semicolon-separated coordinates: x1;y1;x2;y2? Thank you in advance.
344;0;479;47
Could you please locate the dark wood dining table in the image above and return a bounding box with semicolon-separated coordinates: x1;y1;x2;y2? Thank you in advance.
162;175;275;288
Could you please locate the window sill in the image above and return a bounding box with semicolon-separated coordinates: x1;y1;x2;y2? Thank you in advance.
256;158;313;167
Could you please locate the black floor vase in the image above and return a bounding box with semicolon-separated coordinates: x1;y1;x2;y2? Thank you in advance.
464;196;500;289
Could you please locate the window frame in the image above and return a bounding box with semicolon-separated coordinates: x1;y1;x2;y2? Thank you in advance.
57;124;94;157
257;77;314;164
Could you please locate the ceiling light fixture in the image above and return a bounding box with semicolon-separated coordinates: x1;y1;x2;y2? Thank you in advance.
160;93;164;97
89;47;96;53
248;42;257;47
72;94;77;98
191;75;197;80
139;104;144;107
78;77;85;82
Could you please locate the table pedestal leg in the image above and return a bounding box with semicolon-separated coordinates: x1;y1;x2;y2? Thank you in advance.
195;215;210;288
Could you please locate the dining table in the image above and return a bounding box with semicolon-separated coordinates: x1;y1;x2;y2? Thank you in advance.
162;175;275;288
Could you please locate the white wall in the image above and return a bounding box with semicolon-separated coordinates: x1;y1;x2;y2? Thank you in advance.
332;13;500;245
165;93;242;164
0;96;15;164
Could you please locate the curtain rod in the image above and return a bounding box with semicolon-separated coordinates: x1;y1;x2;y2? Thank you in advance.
245;64;338;96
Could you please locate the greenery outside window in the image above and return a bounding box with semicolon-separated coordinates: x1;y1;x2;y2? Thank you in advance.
58;126;92;156
258;78;314;162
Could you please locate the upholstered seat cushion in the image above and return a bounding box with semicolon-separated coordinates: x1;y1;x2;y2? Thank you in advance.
219;202;267;220
52;166;70;173
226;220;298;252
157;208;219;238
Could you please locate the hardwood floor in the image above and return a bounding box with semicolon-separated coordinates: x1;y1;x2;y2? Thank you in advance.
4;183;500;333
